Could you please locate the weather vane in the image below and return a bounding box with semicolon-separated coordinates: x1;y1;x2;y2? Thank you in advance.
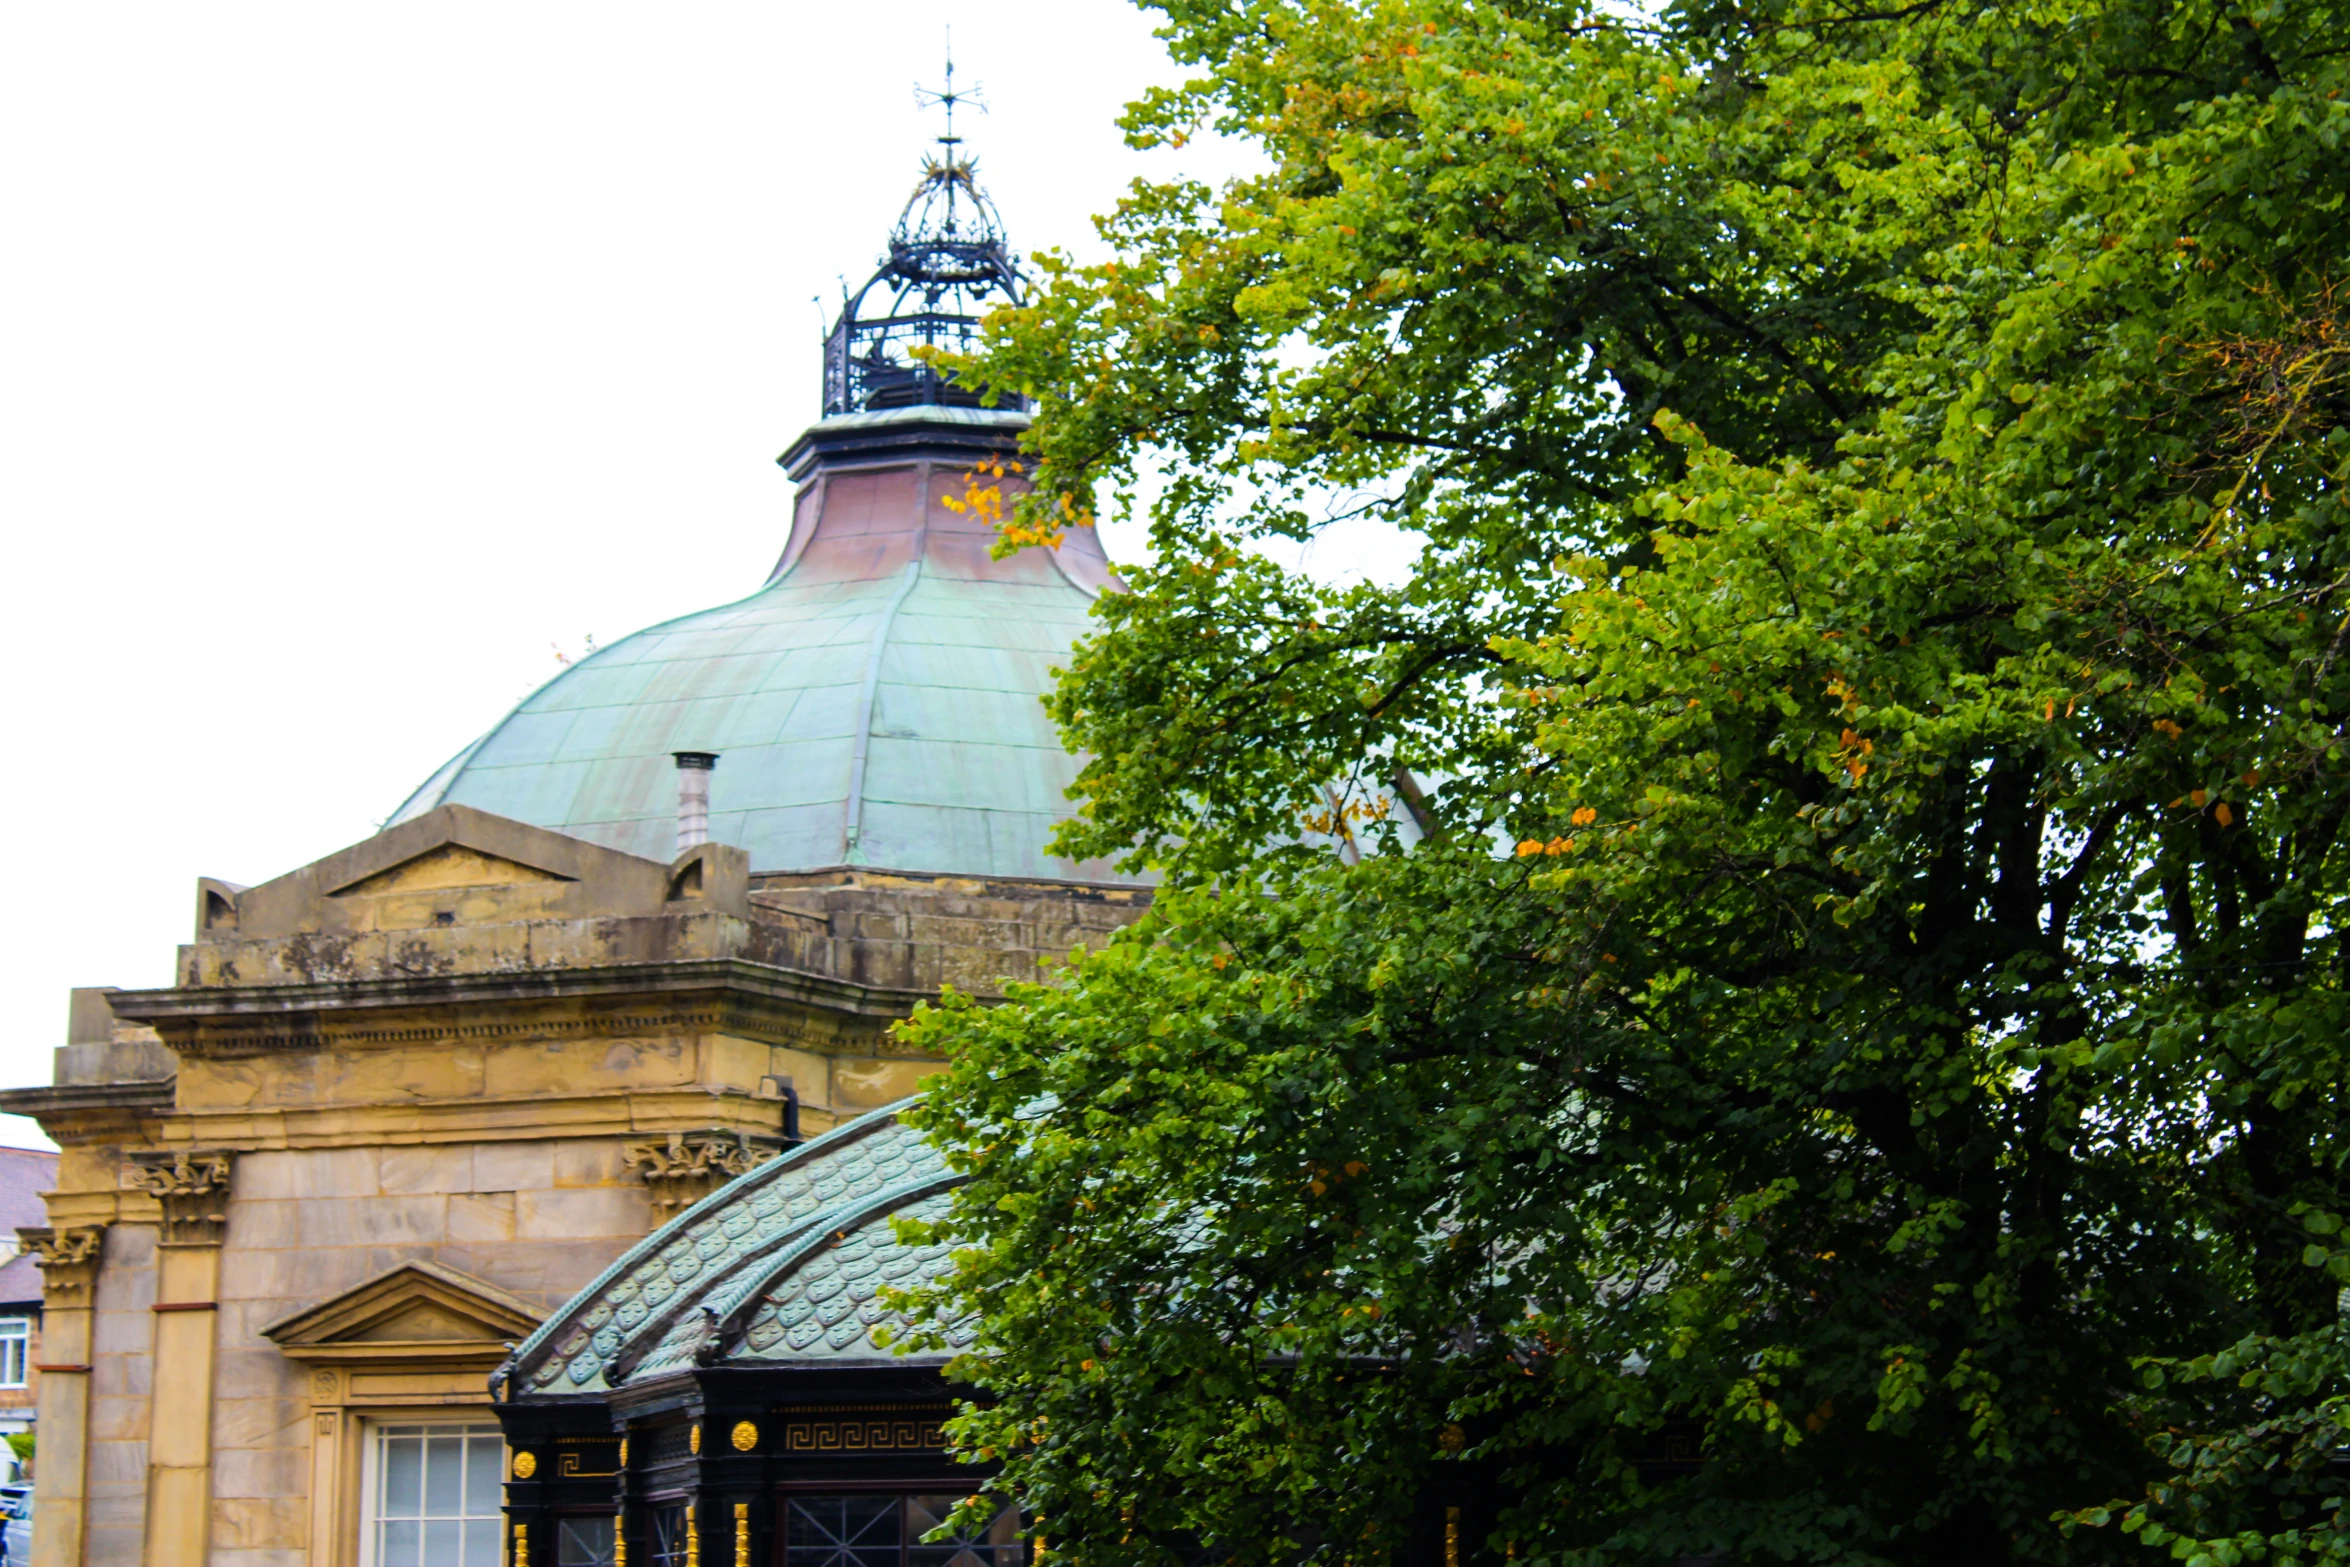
913;31;986;151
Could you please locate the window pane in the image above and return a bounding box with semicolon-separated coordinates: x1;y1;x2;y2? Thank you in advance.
649;1505;690;1567
380;1519;422;1567
372;1424;504;1567
464;1436;502;1515
559;1516;618;1566
909;1497;1022;1567
789;1495;902;1567
383;1438;424;1519
424;1436;465;1516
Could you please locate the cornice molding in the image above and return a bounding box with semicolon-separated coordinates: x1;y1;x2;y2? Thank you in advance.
108;958;928;1037
0;1080;175;1118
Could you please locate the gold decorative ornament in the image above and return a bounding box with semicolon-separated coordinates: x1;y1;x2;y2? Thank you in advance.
512;1451;538;1479
515;1521;530;1565
735;1502;752;1567
618;1436;629;1468
729;1420;758;1452
685;1503;699;1567
614;1511;627;1567
1437;1423;1468;1454
1444;1507;1461;1567
689;1423;701;1455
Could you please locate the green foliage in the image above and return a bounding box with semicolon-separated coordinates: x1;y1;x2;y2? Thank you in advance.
901;0;2350;1562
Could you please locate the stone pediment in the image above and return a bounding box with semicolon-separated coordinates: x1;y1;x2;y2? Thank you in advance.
263;1261;540;1366
331;843;573;899
204;804;750;941
312;808;614;900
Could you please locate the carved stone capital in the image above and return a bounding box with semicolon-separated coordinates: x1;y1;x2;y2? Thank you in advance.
621;1130;783;1221
20;1225;107;1305
129;1150;235;1246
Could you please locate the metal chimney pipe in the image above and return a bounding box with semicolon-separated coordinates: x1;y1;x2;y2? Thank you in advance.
672;752;719;853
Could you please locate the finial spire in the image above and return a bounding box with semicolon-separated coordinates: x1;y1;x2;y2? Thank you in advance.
913;32;985;152
818;38;1022;417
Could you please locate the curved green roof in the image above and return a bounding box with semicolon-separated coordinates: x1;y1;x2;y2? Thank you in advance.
502;1100;966;1397
390;407;1139;884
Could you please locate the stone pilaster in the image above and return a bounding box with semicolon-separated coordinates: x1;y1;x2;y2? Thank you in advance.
129;1151;233;1567
620;1131;782;1221
23;1225;106;1567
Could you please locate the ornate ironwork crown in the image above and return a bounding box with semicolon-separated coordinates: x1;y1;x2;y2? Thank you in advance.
821;54;1025;416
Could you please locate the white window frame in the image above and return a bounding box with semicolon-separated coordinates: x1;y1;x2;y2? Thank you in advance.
0;1319;29;1389
355;1417;507;1567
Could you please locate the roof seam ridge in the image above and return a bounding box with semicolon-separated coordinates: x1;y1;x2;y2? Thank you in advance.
841;560;926;863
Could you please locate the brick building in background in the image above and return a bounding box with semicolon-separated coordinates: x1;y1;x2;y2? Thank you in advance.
0;1146;60;1457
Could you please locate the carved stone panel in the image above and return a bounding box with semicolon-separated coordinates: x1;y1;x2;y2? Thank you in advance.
19;1224;107;1305
620;1131;784;1221
129;1151;234;1246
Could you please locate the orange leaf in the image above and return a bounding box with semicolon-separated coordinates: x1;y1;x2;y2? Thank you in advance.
2215;802;2234;827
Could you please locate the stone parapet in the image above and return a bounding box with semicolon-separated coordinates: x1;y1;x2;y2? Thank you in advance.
749;865;1150;997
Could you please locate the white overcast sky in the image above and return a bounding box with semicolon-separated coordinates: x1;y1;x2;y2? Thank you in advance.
0;3;1419;1149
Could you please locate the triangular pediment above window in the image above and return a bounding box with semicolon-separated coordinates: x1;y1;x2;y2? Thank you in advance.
262;1261;540;1365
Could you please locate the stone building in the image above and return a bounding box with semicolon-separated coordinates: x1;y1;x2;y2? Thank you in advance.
3;139;1150;1567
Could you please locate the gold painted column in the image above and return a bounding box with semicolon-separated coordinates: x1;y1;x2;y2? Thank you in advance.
132;1152;233;1567
22;1225;106;1567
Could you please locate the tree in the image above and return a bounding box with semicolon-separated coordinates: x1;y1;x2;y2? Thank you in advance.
895;0;2350;1562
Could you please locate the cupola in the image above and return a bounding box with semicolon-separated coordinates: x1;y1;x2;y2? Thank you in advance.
389;110;1135;886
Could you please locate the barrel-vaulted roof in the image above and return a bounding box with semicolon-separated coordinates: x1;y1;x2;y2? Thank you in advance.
390;406;1140;886
501;1101;969;1400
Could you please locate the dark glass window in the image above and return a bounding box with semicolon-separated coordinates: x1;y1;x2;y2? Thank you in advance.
648;1505;691;1567
559;1516;619;1566
908;1496;1024;1567
785;1496;1023;1567
788;1494;902;1567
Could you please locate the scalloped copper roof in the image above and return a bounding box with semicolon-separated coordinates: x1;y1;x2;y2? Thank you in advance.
502;1100;966;1397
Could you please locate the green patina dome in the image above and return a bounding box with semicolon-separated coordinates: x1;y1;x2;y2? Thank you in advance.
390;406;1138;884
